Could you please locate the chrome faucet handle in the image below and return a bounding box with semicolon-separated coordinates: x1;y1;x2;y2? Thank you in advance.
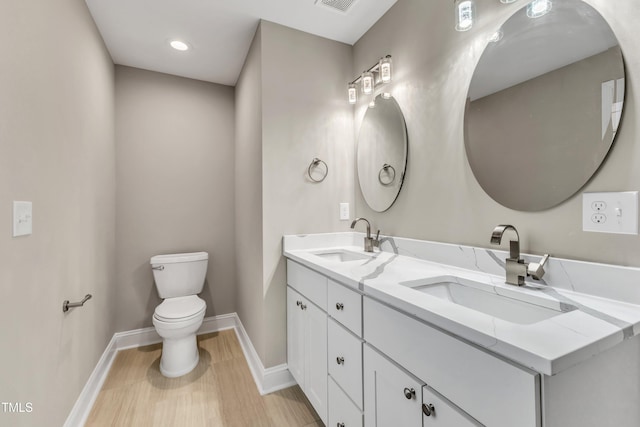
528;254;550;280
373;229;381;248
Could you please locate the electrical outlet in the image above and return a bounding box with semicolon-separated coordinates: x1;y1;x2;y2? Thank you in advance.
583;192;638;234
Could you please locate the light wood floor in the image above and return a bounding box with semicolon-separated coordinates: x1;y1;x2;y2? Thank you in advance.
86;329;322;426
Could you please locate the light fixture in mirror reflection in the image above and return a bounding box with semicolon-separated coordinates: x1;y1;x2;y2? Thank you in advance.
464;0;625;212
357;94;408;212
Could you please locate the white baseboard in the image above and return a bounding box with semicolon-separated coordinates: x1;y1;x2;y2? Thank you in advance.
232;316;296;395
64;313;294;427
63;335;118;427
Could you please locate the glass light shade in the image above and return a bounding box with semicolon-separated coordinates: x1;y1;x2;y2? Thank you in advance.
379;56;392;83
454;0;474;32
527;0;551;18
361;71;374;95
348;83;357;104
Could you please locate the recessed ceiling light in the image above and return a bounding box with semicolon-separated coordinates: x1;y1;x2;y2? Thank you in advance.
170;40;189;51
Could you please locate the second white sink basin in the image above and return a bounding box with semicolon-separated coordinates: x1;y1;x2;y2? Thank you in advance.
401;276;576;325
312;249;373;263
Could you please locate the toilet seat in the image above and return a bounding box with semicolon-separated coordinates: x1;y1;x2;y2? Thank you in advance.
154;295;206;323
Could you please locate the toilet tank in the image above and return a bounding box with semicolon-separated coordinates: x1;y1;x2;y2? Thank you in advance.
150;252;208;299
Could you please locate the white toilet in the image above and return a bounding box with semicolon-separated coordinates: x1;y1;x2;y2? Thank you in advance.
150;251;208;378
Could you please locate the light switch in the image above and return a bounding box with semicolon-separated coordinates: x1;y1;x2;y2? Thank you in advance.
582;192;638;235
13;201;33;237
339;203;350;221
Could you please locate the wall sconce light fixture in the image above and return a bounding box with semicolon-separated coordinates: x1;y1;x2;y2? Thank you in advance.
346;55;393;104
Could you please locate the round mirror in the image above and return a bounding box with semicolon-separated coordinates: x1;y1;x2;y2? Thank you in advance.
464;0;625;211
357;94;408;212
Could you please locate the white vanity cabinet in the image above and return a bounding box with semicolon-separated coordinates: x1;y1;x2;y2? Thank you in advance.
286;261;328;424
364;344;481;427
364;296;540;427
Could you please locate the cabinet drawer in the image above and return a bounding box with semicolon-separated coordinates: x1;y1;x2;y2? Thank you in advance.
328;280;362;336
364;297;540;427
328;318;363;409
422;385;481;426
329;376;363;427
287;260;327;311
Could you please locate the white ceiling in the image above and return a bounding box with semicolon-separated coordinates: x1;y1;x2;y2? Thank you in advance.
85;0;397;86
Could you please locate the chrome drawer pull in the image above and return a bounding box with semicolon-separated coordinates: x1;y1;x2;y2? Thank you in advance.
296;300;302;306
336;356;345;365
300;303;307;310
337;423;345;427
422;403;435;417
403;387;416;399
335;302;344;310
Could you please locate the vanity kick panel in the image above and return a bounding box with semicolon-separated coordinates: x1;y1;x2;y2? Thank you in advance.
364;297;540;427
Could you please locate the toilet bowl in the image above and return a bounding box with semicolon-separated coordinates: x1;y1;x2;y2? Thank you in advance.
150;252;208;378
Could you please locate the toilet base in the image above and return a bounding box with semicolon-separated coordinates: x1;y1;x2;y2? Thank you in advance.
159;333;200;378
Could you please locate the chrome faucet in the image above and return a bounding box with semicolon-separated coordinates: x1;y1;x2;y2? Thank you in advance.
350;217;380;253
490;224;550;286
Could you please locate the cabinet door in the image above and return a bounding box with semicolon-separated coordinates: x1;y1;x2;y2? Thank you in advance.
287;287;305;388
305;300;328;424
422;386;481;427
364;344;423;427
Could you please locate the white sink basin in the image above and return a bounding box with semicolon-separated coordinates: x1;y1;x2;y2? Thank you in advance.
401;276;576;325
312;249;373;263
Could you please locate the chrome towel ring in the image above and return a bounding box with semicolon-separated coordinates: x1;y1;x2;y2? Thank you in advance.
378;163;396;186
308;158;328;183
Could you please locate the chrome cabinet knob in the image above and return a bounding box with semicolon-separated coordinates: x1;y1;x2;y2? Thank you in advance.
336;302;344;310
300;303;307;310
422;403;435;417
337;423;345;427
296;300;302;306
336;356;345;365
403;387;416;399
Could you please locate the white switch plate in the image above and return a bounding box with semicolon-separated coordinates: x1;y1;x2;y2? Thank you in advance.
582;192;638;234
13;201;33;237
339;202;350;221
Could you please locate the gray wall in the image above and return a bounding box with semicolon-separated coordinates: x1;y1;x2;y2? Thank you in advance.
353;0;640;266
235;21;355;367
115;66;236;331
0;0;116;425
235;26;266;363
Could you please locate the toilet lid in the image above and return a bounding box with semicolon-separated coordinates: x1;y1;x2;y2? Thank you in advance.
154;295;206;322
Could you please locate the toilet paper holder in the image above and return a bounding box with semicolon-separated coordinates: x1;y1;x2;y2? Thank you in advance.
63;294;92;313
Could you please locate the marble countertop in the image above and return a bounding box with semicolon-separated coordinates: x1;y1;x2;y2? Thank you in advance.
283;233;640;376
